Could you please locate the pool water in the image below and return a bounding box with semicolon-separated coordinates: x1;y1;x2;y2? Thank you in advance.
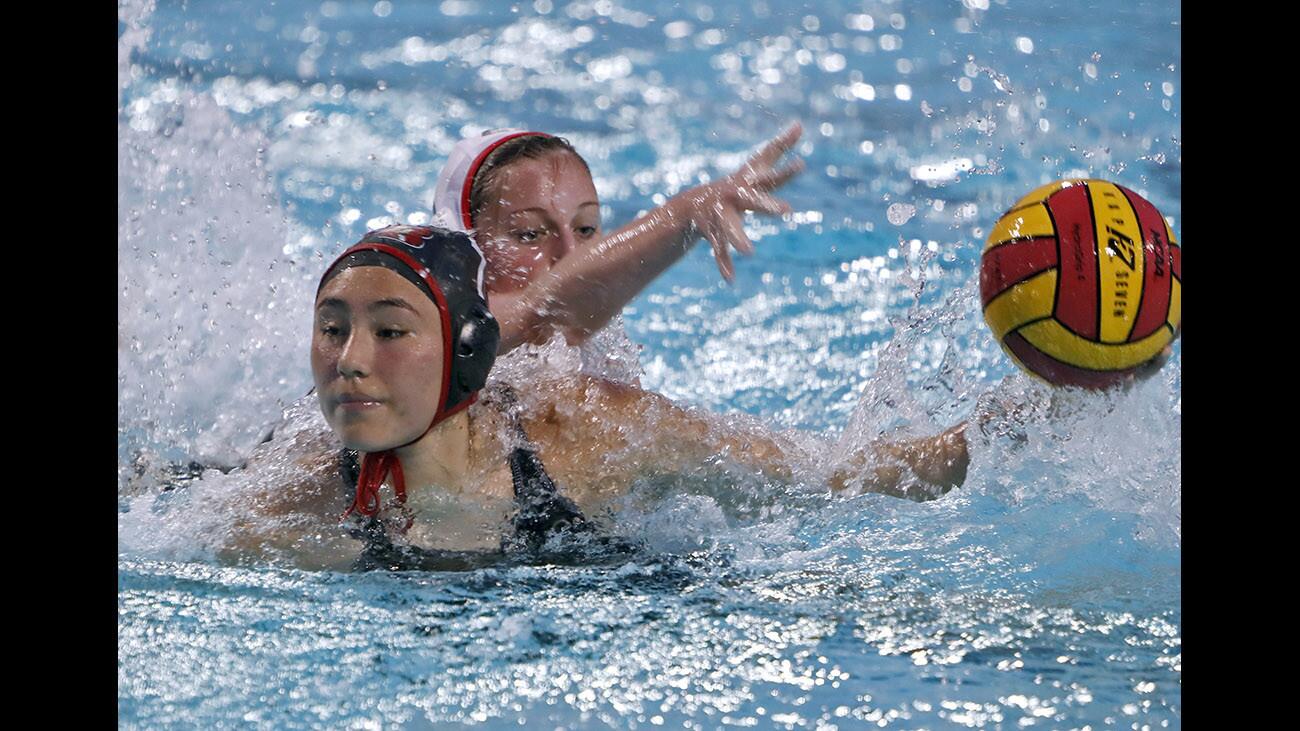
118;0;1180;727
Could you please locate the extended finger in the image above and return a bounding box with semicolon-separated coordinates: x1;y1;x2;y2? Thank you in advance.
721;207;755;256
736;186;791;216
747;121;803;170
748;158;805;191
702;226;736;282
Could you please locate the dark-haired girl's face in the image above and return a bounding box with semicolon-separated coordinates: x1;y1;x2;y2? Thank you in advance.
311;267;445;452
475;152;601;293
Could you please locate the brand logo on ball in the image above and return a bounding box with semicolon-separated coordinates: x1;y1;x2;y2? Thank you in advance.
1104;226;1137;270
1148;228;1166;278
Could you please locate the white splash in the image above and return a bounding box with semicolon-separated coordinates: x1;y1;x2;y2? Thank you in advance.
118;0;316;472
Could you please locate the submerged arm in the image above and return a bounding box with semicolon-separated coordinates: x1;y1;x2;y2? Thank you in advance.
828;423;970;502
216;433;362;570
492;123;805;353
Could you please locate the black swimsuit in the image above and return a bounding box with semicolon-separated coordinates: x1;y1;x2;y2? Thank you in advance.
339;387;637;571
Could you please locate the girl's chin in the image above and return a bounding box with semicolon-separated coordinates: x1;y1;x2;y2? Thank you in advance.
335;424;434;454
334;429;403;454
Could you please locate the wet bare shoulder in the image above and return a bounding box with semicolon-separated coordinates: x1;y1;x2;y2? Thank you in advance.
240;424;349;519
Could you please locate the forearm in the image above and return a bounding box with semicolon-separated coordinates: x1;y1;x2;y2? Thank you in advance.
492;125;803;354
829;423;970;501
652;400;798;482
219;511;360;571
492;194;700;353
217;440;361;569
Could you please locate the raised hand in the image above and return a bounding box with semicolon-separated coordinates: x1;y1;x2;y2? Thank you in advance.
677;122;805;281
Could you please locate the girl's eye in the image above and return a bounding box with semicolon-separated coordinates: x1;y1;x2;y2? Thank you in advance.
513;229;543;244
377;328;407;340
577;226;598;238
319;324;343;337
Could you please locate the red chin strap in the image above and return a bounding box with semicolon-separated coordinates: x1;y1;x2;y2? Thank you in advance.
338;403;473;532
342;450;408;526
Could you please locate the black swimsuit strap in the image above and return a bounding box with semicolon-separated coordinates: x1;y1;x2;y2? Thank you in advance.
493;383;602;553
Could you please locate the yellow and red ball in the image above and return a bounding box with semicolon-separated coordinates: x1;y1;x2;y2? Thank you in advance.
980;179;1181;388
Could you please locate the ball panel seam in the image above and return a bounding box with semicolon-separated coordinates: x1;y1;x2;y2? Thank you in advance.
983;270;1057;340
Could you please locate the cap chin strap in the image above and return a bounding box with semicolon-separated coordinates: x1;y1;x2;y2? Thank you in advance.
340;403;470;533
343;450;410;531
340;403;441;528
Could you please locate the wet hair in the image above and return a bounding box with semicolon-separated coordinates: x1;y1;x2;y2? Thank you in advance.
467;134;591;224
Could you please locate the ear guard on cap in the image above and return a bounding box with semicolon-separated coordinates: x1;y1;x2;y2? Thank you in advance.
449;299;499;408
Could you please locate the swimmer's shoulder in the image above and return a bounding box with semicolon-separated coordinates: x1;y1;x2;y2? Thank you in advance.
219;444;372;570
552;372;655;409
494;373;648;435
492;374;655;504
240;421;350;519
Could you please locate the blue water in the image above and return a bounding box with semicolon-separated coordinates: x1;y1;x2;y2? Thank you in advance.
118;0;1180;727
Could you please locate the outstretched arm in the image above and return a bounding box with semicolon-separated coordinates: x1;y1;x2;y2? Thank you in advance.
520;375;798;503
527;375;968;503
492;123;805;353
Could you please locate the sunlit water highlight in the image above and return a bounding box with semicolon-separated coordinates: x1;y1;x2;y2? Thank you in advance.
119;0;1180;727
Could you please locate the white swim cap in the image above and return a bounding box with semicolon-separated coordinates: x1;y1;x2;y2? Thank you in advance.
431;129;552;232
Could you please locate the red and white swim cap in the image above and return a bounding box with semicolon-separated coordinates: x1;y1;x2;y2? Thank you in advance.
431;129;552;232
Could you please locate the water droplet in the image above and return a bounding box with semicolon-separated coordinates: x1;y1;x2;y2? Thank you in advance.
886;203;916;225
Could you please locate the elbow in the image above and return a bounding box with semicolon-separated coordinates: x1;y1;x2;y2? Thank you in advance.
899;427;970;500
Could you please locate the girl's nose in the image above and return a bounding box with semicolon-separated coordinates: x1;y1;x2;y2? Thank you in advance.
549;229;575;262
337;331;373;378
